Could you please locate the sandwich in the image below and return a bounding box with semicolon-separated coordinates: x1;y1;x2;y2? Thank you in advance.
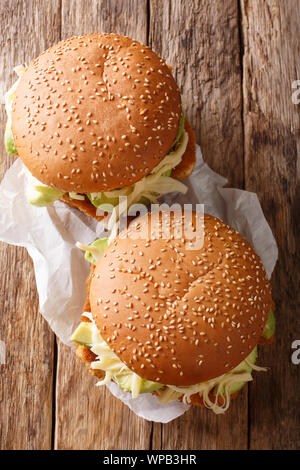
4;34;196;222
71;211;275;414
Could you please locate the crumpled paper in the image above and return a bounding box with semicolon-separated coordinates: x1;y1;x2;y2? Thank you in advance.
0;146;278;422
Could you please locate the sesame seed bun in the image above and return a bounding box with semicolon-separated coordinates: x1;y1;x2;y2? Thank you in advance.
90;211;273;386
11;33;183;193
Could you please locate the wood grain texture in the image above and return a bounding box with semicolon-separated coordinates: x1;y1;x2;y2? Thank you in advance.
61;0;147;41
149;0;244;189
55;342;152;450
54;0;152;450
149;0;247;450
241;0;300;450
0;1;61;448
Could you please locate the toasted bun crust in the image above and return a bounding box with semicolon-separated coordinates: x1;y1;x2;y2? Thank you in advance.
12;33;181;193
90;211;273;386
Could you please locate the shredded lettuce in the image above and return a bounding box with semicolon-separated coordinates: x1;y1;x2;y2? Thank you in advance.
71;315;265;414
26;185;64;207
171;112;185;150
156;347;264;415
24;128;188;215
76;237;109;264
88;128;188;216
262;309;275;339
87;113;184;210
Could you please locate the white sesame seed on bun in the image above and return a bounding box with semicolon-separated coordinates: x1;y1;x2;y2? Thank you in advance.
11;33;184;193
89;211;273;386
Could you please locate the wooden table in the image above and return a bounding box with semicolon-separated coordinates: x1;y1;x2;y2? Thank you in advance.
0;0;299;450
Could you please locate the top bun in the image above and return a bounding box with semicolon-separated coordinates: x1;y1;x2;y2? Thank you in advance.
90;211;273;386
11;34;182;192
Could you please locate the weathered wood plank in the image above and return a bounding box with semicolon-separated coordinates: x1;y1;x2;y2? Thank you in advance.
55;342;152;450
0;0;61;449
153;392;250;450
149;0;246;449
54;0;152;450
241;0;300;450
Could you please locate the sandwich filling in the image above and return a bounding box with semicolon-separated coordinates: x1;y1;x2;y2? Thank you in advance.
72;237;275;414
5;67;189;219
72;313;272;415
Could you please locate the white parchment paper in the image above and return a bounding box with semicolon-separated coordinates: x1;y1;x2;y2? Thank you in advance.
0;146;278;422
